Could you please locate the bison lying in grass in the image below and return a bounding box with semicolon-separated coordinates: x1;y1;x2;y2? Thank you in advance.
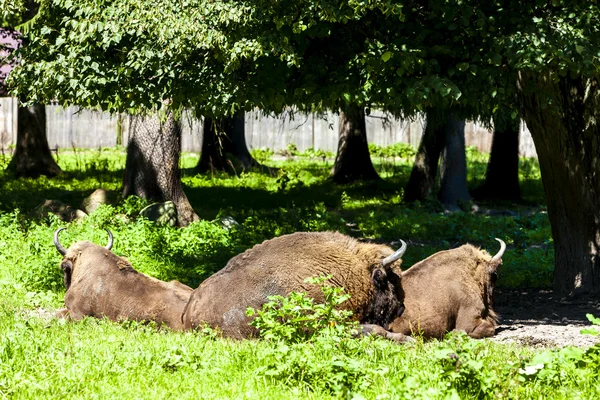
53;228;192;331
182;231;410;341
388;239;506;339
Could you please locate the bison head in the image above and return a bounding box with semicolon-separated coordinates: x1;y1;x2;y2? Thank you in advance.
364;240;407;326
53;228;114;290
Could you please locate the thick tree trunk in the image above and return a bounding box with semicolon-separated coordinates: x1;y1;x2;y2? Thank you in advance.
438;114;471;209
404;110;445;202
518;73;600;296
196;111;259;173
6;104;62;178
331;105;379;183
474;117;521;201
123;112;199;227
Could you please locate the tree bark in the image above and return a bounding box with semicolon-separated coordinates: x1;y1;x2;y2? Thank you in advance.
473;116;521;201
518;72;600;296
123;111;199;227
6;103;62;178
438;114;471;209
404;109;445;202
196;111;259;173
330;105;380;183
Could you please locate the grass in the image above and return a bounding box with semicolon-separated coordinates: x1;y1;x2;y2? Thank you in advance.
2;146;597;399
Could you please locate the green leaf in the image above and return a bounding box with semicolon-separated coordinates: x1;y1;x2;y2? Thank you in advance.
580;328;599;336
381;51;392;62
457;62;469;71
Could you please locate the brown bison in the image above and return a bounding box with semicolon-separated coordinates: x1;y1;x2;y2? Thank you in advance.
53;228;192;330
182;231;410;341
387;239;506;339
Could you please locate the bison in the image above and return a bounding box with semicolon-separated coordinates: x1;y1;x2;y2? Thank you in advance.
182;231;410;341
53;228;192;331
387;239;506;339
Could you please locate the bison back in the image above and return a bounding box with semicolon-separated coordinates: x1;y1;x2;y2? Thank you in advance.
182;232;391;338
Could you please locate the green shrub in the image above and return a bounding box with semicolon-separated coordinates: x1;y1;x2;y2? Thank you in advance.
246;275;357;343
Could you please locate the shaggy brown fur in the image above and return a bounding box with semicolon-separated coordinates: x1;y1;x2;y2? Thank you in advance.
387;244;502;339
182;231;407;339
59;241;192;330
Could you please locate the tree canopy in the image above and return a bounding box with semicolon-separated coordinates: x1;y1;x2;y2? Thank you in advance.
6;0;600;293
6;1;599;119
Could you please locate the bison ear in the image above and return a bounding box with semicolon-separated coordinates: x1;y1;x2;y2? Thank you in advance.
61;260;73;290
371;265;388;289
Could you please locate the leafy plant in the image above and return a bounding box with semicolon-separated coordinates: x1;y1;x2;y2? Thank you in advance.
434;332;506;398
246;275;357;343
580;314;600;336
250;147;274;164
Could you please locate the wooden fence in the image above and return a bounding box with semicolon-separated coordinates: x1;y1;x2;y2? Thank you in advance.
0;97;538;157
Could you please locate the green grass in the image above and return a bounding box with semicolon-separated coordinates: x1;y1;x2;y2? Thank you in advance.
2;146;596;399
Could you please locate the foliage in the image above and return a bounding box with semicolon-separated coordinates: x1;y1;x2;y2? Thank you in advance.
0;147;550;291
250;147;274;164
433;332;514;398
369;142;417;161
0;147;598;398
246;275;356;343
10;1;599;121
2;293;600;398
580;314;600;337
0;0;26;26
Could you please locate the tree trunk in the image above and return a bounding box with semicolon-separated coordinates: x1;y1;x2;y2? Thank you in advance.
123;111;199;227
6;103;62;178
196;111;259;173
518;73;600;296
438;114;471;209
474;116;521;201
331;105;379;183
404;109;445;201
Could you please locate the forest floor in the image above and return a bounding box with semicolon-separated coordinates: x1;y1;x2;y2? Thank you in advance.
492;289;600;347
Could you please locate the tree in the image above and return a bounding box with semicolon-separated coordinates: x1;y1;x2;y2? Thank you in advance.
404;110;446;202
196;111;260;174
7;1;600;294
2;1;61;178
123;111;199;226
404;109;470;209
473;116;521;201
518;75;600;296
6;103;61;178
438;114;470;209
331;105;379;183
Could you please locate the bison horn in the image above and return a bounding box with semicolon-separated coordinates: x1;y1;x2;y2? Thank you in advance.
105;229;114;251
382;240;407;267
490;238;506;264
53;228;67;256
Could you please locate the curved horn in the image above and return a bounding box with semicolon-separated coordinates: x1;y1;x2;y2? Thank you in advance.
105;229;114;251
382;240;407;267
53;228;67;256
490;238;506;264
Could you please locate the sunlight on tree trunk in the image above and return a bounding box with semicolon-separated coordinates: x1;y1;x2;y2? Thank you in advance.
6;103;62;178
122;111;199;227
331;105;379;183
519;72;600;296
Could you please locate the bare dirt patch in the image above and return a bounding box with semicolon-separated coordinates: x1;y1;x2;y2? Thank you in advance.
492;289;600;348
